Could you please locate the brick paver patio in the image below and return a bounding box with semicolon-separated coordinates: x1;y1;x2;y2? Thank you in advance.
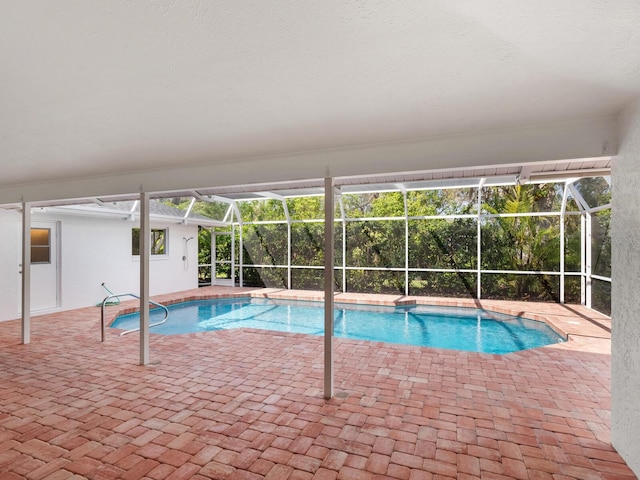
0;287;635;479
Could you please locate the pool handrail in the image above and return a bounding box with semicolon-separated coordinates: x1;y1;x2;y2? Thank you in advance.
100;293;169;342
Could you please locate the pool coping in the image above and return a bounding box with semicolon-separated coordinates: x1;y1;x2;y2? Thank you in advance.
103;286;612;350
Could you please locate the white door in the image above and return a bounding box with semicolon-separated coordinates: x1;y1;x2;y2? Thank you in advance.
213;231;235;286
30;221;60;312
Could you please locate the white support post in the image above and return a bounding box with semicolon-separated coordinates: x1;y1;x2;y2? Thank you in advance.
339;195;346;293
581;214;586;305
287;223;292;289
324;177;335;399
139;191;150;366
21;202;31;345
232;203;244;287
559;184;570;304
585;211;592;309
402;188;409;296
284;199;292;290
239;227;244;287
231;224;236;286
239;224;244;287
212;230;217;285
477;179;485;299
568;182;590;304
559;218;565;304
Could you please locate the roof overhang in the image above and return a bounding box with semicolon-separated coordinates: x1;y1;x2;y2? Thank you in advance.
1;157;611;218
0;116;617;206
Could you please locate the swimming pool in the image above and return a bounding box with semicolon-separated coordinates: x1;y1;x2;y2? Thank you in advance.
111;297;565;354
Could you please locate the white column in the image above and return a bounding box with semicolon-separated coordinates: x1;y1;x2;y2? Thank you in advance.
585;210;593;309
559;184;570;304
284;200;292;290
580;214;586;304
403;189;409;296
287;223;292;289
339;196;346;293
140;191;150;365
212;231;217;285
21;202;31;344
234;203;244;287
324;177;335;399
231;225;236;286
477;180;485;299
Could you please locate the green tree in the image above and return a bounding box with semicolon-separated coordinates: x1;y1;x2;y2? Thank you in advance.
287;196;325;220
482;184;561;300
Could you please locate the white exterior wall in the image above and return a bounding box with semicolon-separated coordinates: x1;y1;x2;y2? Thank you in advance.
612;97;640;477
0;210;199;321
0;209;21;321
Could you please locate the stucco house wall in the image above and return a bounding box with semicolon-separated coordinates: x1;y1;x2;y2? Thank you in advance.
612;97;640;476
0;208;199;322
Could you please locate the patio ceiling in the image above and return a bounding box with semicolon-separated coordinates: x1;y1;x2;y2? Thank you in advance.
0;2;636;205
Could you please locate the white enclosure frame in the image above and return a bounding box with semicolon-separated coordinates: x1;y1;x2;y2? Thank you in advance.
208;177;611;313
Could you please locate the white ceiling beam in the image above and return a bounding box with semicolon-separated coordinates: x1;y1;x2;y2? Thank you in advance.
0;117;617;205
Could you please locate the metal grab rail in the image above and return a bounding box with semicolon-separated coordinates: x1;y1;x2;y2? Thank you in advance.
100;293;169;342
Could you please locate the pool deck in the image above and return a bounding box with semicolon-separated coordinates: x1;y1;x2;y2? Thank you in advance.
1;287;634;479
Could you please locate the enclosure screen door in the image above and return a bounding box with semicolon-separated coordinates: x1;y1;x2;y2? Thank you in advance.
213;231;234;286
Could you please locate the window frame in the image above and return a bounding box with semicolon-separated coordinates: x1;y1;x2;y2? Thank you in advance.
30;228;51;264
132;228;168;256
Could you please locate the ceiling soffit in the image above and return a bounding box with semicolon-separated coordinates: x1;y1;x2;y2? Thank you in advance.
0;157;611;211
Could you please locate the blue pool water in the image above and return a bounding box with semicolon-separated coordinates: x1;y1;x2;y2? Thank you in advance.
111;297;565;354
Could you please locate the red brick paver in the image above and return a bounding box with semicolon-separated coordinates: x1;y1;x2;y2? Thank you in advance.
0;287;635;479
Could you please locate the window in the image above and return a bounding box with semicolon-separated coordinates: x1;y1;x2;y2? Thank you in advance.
31;228;51;264
132;228;167;256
